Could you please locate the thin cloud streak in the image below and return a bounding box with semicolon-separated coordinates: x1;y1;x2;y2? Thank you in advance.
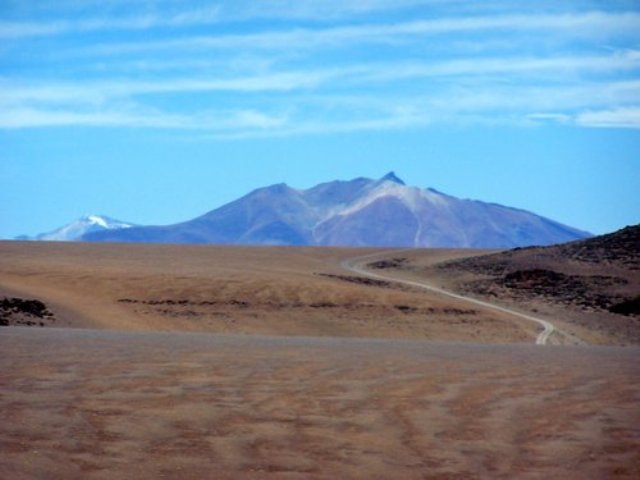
217;0;458;21
355;54;640;83
3;0;572;39
0;69;354;106
575;107;640;129
4;0;458;29
64;11;640;56
2;78;637;135
0;106;288;130
0;6;221;39
3;53;637;106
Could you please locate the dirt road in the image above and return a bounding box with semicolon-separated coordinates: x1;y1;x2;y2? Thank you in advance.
342;250;561;345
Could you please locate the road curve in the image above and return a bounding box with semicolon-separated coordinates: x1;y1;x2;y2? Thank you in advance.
341;250;555;345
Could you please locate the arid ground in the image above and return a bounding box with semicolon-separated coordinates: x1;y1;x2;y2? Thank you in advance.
0;241;540;342
368;226;640;346
1;241;639;479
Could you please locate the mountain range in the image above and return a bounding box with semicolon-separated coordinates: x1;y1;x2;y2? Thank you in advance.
73;172;589;248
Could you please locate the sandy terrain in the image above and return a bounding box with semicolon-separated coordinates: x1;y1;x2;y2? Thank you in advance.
0;241;537;343
358;245;640;346
1;241;639;479
1;327;639;480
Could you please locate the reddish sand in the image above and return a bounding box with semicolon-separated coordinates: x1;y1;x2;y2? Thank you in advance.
1;328;639;479
0;241;537;343
1;241;639;478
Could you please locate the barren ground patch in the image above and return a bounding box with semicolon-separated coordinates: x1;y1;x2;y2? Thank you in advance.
1;328;639;479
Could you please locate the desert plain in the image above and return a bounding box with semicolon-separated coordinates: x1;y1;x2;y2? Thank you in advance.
1;240;639;479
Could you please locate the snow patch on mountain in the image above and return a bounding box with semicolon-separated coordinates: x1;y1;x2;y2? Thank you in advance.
87;215;109;228
25;215;135;242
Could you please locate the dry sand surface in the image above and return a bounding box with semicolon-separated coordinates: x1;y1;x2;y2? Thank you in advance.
1;327;639;479
1;241;639;479
0;241;538;343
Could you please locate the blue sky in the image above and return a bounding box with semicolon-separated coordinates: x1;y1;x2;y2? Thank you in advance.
1;0;639;238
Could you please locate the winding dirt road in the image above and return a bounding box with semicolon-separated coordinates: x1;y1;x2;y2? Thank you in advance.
342;250;556;345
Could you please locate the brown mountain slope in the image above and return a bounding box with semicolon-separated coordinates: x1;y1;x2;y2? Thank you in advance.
433;225;640;344
359;225;639;344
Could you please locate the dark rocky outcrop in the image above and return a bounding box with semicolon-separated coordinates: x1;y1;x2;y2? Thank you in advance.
0;297;56;327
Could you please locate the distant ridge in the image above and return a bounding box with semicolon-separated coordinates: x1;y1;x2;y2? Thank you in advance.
19;215;134;242
79;173;591;248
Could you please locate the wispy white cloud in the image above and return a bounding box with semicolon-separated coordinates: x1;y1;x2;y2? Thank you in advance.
73;11;640;56
206;105;430;140
205;0;444;22
575;107;640;128
7;0;452;22
525;113;572;125
0;6;221;38
4;52;638;107
353;54;640;84
422;80;640;113
2;2;639;135
0;107;179;129
0;69;349;106
0;105;289;131
0;0;492;38
2;75;637;136
524;107;640;129
6;9;637;52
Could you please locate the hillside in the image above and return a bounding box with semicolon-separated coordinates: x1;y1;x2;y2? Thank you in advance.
430;225;640;343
